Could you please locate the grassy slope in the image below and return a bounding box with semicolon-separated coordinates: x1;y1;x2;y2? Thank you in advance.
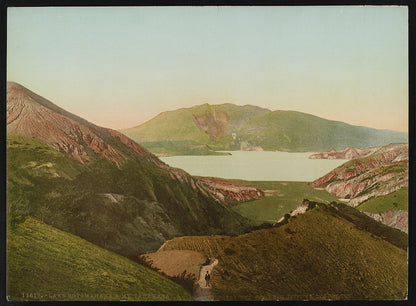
159;204;408;300
7;216;192;301
241;110;408;151
229;180;339;224
121;105;214;143
357;187;408;213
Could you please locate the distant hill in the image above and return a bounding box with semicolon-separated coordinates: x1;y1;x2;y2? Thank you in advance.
121;103;408;155
6;82;253;257
7;216;192;301
309;146;381;159
150;201;408;300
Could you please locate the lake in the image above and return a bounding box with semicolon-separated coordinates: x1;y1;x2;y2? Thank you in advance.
160;151;349;181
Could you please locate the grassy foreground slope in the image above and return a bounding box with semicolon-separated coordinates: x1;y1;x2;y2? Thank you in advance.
159;203;408;300
7;216;192;301
229;180;339;224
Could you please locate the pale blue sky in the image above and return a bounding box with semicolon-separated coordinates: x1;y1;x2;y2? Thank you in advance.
7;6;408;131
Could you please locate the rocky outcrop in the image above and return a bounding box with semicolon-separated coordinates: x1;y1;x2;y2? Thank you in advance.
239;141;263;151
196;177;263;204
274;199;316;225
310;143;408;207
364;211;408;234
309;146;380;160
192;109;229;142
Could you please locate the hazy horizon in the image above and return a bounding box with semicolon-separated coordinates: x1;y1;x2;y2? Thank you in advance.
7;6;408;132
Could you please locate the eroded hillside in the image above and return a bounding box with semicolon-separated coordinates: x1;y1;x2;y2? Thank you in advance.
6;82;253;256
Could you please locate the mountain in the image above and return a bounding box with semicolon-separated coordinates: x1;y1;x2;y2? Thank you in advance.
121;103;270;156
6;82;253;256
7;81;163;167
310;143;408;232
121;103;408;155
143;201;408;300
7;216;192;301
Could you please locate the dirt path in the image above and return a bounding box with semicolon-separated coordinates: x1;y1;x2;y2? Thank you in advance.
194;258;218;301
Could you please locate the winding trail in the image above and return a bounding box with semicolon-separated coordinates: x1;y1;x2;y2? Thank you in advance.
194;258;218;301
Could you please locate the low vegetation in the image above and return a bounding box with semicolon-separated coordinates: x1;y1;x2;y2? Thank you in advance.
357;187;408;213
159;202;408;300
6;216;192;301
229;180;339;224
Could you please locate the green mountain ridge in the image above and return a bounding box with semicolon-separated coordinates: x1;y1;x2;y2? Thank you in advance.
121;103;407;155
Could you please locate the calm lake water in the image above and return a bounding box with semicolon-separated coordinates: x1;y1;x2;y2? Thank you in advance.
160;151;349;182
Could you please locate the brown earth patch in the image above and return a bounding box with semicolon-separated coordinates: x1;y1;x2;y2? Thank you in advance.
263;190;284;197
140;250;207;279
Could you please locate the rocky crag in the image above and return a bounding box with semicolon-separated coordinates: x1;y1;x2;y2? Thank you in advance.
197;177;264;204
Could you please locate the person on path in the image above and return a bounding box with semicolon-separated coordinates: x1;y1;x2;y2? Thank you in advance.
205;271;211;287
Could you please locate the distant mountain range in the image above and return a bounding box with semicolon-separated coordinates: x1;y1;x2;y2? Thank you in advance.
309;146;382;160
6;82;253;257
121;103;408;156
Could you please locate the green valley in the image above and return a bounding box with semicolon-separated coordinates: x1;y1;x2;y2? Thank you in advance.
226;180;340;224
